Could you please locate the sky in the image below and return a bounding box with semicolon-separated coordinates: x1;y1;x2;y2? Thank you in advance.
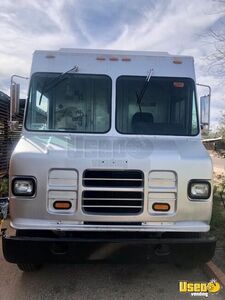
0;0;224;129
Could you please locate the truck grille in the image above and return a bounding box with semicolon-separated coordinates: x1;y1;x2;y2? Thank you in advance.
82;170;144;215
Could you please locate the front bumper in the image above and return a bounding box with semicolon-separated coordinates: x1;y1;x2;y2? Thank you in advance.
2;231;216;265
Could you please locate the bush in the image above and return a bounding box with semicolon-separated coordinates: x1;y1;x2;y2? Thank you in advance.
0;177;8;197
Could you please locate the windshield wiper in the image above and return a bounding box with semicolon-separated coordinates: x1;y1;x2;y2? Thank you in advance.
136;68;154;112
39;65;79;105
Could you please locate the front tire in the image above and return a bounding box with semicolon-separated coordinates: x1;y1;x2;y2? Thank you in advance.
17;263;42;272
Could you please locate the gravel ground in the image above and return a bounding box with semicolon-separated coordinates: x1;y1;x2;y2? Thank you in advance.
0;256;223;300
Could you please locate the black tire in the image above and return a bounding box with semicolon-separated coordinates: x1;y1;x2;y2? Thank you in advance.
17;263;42;272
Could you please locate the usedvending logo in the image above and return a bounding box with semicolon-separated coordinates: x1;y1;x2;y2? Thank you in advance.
179;279;221;297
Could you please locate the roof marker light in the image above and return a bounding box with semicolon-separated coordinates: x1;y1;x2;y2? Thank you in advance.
121;57;131;62
173;82;184;88
109;57;119;61
96;57;106;61
173;58;182;64
46;54;55;59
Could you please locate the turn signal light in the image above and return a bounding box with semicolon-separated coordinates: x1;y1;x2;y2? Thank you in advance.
152;203;170;212
53;201;72;210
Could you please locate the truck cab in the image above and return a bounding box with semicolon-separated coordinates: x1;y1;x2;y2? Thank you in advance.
2;49;216;271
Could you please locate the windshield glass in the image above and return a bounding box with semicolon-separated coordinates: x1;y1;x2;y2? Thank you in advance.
26;73;111;133
116;76;199;136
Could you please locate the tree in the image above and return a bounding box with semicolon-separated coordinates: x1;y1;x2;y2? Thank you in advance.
216;112;225;138
207;1;225;76
204;2;225;136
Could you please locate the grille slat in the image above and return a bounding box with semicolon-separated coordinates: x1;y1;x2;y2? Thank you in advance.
84;178;142;181
83;170;143;188
83;205;143;208
82;170;144;215
83;197;141;201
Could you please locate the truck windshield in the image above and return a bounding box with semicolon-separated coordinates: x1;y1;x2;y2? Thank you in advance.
116;76;199;136
26;73;111;133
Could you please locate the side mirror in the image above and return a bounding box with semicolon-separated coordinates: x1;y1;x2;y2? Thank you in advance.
200;95;210;131
9;74;28;130
10;82;20;116
197;83;211;134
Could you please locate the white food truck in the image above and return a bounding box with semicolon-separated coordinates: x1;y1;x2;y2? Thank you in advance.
1;49;215;271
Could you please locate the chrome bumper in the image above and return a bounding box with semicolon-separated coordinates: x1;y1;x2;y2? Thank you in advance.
10;219;210;232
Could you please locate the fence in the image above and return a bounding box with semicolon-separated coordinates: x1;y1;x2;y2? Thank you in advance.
0;91;23;178
0;92;10;177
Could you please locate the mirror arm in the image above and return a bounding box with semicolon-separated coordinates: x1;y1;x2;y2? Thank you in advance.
11;74;29;85
196;83;211;98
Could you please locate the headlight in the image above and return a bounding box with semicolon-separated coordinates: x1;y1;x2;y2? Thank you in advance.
12;177;36;196
188;180;211;200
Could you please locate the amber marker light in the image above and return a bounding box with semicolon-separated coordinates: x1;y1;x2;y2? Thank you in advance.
53;201;72;210
152;203;170;212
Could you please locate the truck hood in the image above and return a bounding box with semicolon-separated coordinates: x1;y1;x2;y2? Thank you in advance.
11;133;212;178
14;133;209;157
